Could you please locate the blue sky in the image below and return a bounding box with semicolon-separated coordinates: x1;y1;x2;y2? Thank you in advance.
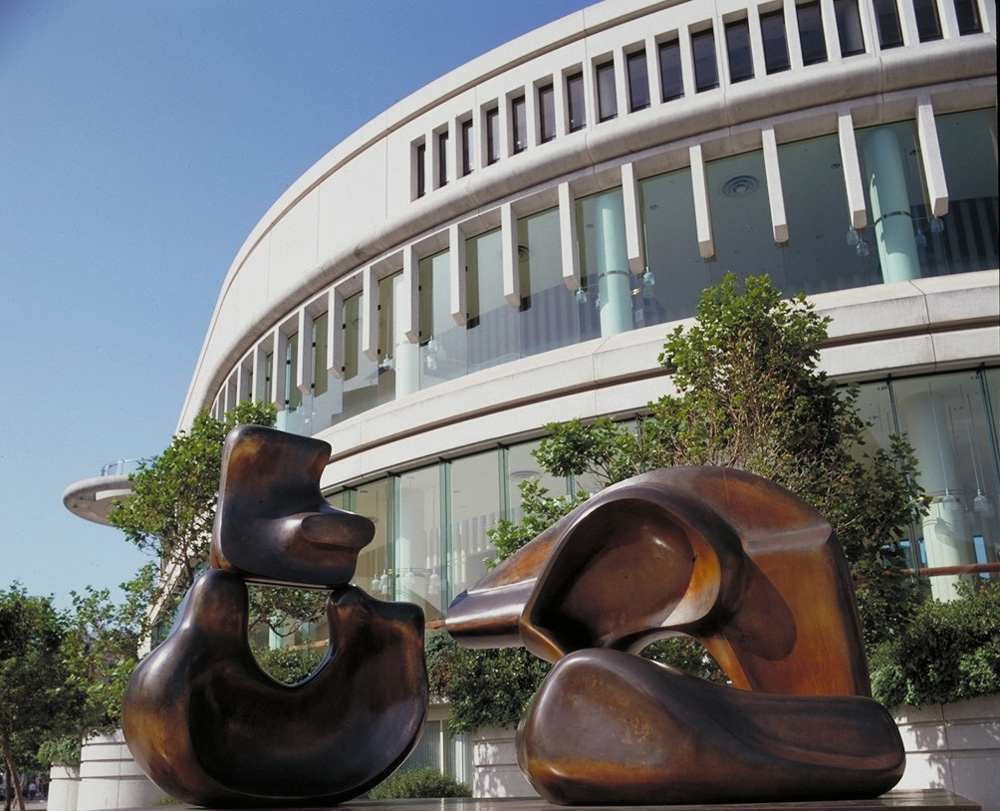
0;0;589;609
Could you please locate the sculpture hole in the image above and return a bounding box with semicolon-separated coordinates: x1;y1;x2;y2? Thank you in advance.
638;636;728;684
247;583;329;684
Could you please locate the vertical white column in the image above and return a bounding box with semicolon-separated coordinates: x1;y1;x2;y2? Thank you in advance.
690;144;714;259
362;267;379;362
838;110;868;229
271;329;285;412
329;288;344;380
296;309;312;396
559;182;581;292
763;127;789;243
916;95;950;218
395;250;420;397
595;190;631;336
450;224;467;325
621;162;646;274
863;127;921;282
502;203;521;307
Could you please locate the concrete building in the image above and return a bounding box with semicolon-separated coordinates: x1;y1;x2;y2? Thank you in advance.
65;0;998;797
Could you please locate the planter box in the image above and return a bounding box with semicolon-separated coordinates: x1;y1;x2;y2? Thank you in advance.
76;731;168;811
894;694;1000;811
47;764;80;811
471;727;539;799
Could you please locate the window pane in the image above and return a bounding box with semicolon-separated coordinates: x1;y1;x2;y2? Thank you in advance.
396;467;446;622
692;29;719;92
872;0;904;48
913;0;943;41
285;332;301;412
415;142;426;197
511;95;527;154
797;2;828;65
437;131;448;187
834;0;866;56
354;479;391;599
954;0;983;34
639;167;704;324
627;50;650;111
596;61;617;121
658;39;684;100
486;107;500;164
760;10;791;73
465;228;518;370
341;291;381;420
450;452;501;597
313;312;328;397
725;19;754;83
507;441;569;521
566;71;586;131
461;119;474;176
419;250;463;389
538;84;556;143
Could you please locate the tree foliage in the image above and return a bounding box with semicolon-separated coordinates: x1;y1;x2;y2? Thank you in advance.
0;585;84;811
536;274;924;645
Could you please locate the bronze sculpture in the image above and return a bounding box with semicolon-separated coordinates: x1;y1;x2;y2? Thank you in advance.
446;467;905;804
122;426;428;807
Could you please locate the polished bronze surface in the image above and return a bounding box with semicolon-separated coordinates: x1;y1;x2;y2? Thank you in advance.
445;467;904;805
211;424;375;588
124;570;428;807
124;426;428;807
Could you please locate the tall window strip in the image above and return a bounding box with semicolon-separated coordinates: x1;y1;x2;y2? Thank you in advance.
953;0;983;34
872;0;904;48
760;10;791;73
725;19;754;83
313;312;329;397
796;2;828;65
437;130;448;187
691;28;719;92
595;60;618;121
834;0;866;56
485;107;500;165
658;39;684;100
913;0;943;41
511;95;527;154
626;50;650;111
460;119;474;176
538;83;556;143
415;142;426;198
566;71;586;132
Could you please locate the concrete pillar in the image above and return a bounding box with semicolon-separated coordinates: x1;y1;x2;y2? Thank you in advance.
594;191;632;336
863;127;921;283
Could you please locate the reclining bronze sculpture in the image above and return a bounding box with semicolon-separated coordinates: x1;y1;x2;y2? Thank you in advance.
446;466;905;804
122;426;428;807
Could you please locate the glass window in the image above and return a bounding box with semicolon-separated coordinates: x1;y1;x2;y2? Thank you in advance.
627;50;650;111
450;452;501;598
931;108;1000;276
576;189;635;336
285;332;301;411
261;351;273;404
396;467;446;622
834;0;866;56
415;142;426;198
596;61;617;121
486;107;500;165
507;441;569;521
353;480;392;600
418;250;463;389
891;371;1000;598
658;39;684;100
778;134;881;294
639;167;704;323
913;0;943;41
437;130;448;187
725;19;754;83
538;83;556;143
692;28;719;92
518;207;596;355
313;312;328;397
460;119;474;176
511;95;527;154
797;2;828;65
953;0;983;34
566;71;586;132
760;10;791;73
465;228;517;371
872;0;904;49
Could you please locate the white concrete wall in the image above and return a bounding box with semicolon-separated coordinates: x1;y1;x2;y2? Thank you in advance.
76;732;167;811
471;726;539;799
47;764;80;811
895;694;1000;811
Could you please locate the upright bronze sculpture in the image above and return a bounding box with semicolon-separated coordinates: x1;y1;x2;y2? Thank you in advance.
446;467;905;805
122;426;428;807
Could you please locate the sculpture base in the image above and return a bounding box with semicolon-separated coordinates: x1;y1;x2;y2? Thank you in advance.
151;789;980;811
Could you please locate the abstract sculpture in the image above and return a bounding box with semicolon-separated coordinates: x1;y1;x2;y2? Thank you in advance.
446;467;905;805
122;426;428;807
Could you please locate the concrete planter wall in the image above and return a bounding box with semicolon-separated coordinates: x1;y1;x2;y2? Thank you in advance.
46;764;81;811
470;727;538;799
894;694;1000;811
76;732;167;811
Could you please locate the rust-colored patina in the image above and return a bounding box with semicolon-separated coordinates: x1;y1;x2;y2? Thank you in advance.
122;426;428;807
446;467;905;805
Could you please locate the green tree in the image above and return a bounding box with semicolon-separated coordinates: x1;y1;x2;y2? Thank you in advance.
0;585;84;811
535;274;923;645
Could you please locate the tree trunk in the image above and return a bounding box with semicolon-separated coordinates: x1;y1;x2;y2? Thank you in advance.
1;732;23;811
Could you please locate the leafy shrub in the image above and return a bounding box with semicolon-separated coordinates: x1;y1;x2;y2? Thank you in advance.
367;766;471;799
870;581;1000;708
251;645;324;684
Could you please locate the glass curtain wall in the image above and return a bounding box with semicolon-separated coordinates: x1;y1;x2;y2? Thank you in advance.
449;452;501;597
466;228;518;371
419;250;463;389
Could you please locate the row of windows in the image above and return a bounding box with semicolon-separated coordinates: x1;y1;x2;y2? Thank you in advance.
412;0;986;197
212;107;998;435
